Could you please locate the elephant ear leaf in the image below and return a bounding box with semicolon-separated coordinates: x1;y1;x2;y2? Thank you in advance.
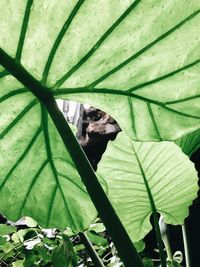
97;132;198;241
1;1;200;141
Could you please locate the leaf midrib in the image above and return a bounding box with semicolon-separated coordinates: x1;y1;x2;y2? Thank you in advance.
130;142;157;215
41;105;77;230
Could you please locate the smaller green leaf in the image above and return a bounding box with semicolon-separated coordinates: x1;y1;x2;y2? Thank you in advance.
89;222;106;233
62;228;75;237
0;241;15;253
62;234;77;266
134;240;145;253
98;132;198;241
34;245;51;263
74;243;85;253
0;224;16;235
12;260;24;267
24;250;36;267
0;236;7;247
51;243;69;267
24;217;38;228
86;231;108;247
12;229;28;244
51;236;77;267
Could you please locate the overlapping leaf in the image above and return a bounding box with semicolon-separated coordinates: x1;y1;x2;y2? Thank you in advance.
97;132;198;241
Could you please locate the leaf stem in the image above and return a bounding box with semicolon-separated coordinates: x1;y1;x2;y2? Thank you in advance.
152;212;167;267
182;223;191;267
79;232;105;267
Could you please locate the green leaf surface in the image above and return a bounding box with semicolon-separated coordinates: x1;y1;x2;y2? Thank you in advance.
134;240;145;253
0;224;16;235
167;261;183;267
1;1;200;141
0;87;96;231
12;260;24;267
175;127;200;156
86;231;108;247
97;132;198;241
51;241;76;267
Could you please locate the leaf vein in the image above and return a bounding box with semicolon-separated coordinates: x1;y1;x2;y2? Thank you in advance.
0;99;38;139
0;127;42;192
54;0;141;88
42;0;85;84
88;9;200;87
15;0;33;62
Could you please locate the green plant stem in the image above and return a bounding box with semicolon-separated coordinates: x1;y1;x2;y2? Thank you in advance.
159;220;172;261
79;232;105;267
152;212;167;267
182;224;191;267
43;95;144;267
162;231;173;261
0;48;144;267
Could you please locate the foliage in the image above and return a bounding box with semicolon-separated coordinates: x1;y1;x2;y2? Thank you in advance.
0;1;200;266
97;132;198;241
0;218;142;266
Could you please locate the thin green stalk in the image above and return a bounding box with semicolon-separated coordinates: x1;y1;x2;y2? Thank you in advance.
159;220;172;261
162;232;173;261
79;232;105;267
182;223;191;267
152;212;167;267
0;48;144;267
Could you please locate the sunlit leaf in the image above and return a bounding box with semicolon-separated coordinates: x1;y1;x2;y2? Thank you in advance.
0;224;16;235
86;231;108;247
12;260;24;267
97;132;198;241
0;1;200;142
51;238;77;267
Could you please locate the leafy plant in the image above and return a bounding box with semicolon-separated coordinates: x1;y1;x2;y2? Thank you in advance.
1;1;200;266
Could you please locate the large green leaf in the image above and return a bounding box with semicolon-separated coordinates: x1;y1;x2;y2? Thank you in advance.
97;132;198;241
0;83;97;231
1;1;200;141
